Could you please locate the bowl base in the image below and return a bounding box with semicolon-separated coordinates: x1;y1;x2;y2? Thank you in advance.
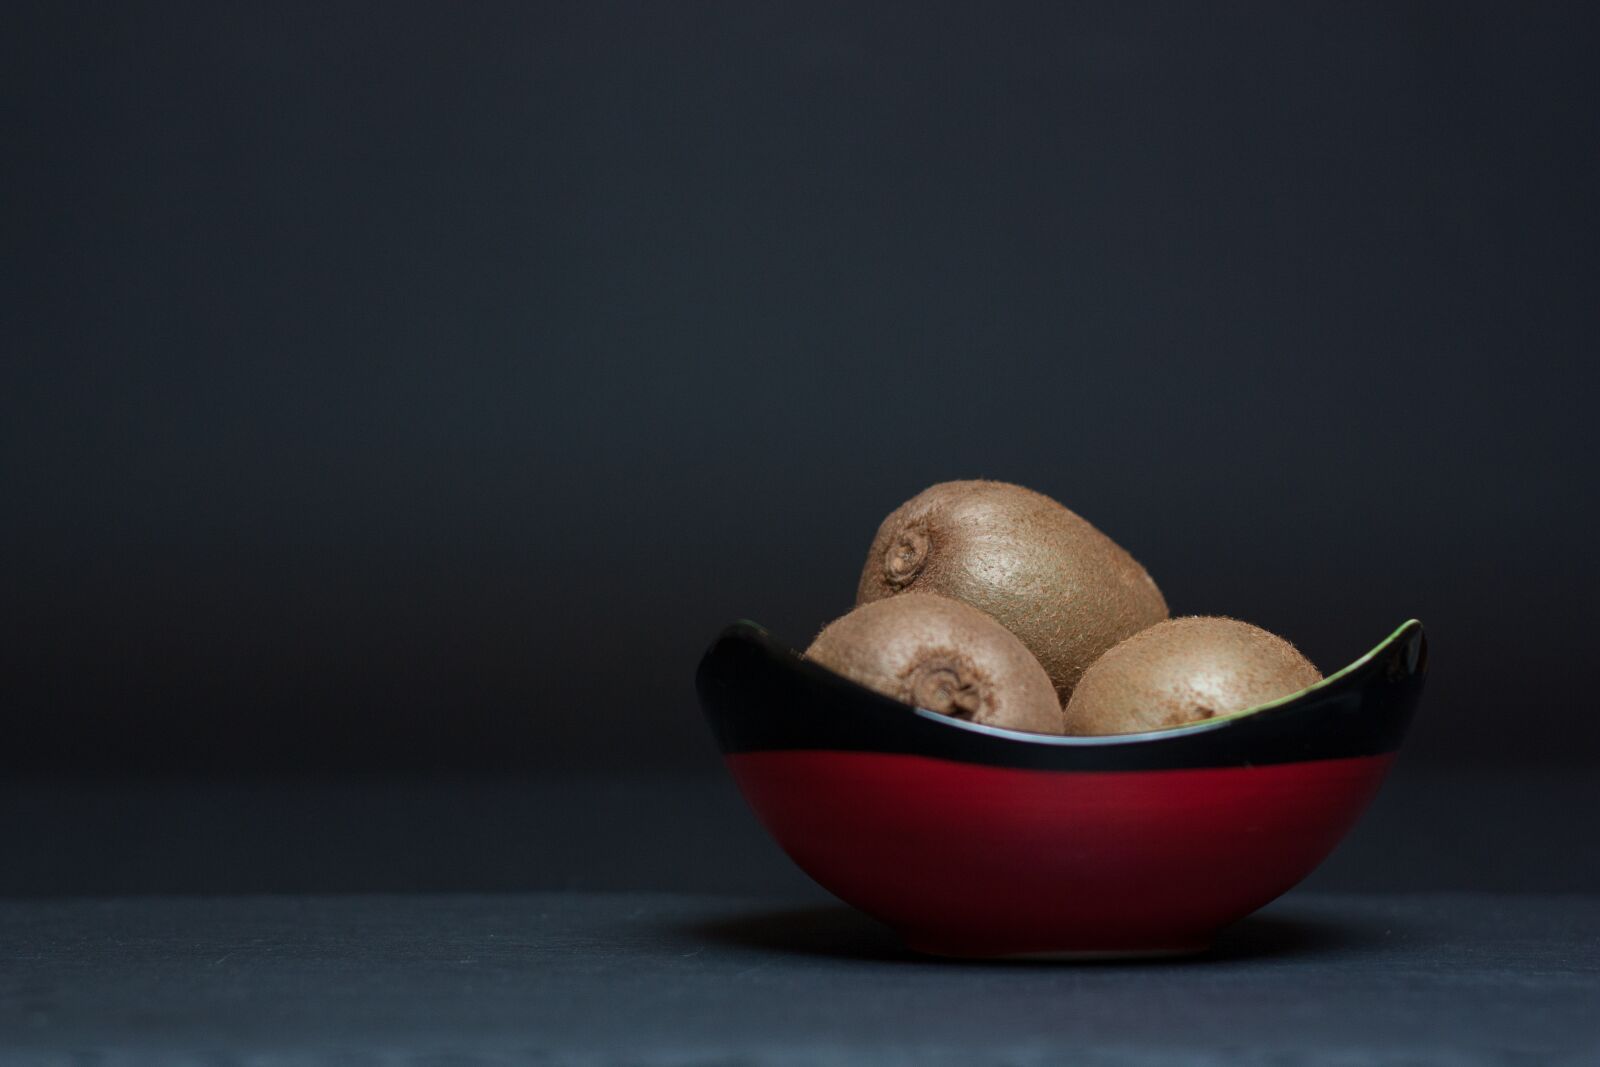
904;937;1213;962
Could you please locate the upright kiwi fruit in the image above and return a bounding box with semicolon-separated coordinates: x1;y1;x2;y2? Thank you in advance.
856;480;1168;703
1063;616;1322;735
805;593;1063;734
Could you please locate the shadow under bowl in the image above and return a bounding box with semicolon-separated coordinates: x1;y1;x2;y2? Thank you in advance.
695;619;1427;959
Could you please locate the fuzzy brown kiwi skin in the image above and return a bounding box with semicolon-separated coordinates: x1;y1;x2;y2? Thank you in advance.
1063;616;1322;736
856;480;1169;704
804;592;1063;734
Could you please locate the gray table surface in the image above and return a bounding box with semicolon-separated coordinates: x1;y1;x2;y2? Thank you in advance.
4;890;1598;1065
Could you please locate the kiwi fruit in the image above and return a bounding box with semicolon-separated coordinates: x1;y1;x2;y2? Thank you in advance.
1062;616;1322;735
856;480;1168;703
805;592;1063;734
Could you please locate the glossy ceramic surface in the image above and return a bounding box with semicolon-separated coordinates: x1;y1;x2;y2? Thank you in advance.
696;619;1427;957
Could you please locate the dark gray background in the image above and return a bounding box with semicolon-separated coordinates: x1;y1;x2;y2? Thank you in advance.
5;0;1597;779
6;18;1598;1062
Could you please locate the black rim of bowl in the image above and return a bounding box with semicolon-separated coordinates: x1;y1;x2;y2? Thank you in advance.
696;620;1427;771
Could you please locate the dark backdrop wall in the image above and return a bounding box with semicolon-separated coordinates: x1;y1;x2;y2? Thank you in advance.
5;1;1596;775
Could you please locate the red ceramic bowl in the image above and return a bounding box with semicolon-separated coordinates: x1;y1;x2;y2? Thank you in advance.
696;619;1427;959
